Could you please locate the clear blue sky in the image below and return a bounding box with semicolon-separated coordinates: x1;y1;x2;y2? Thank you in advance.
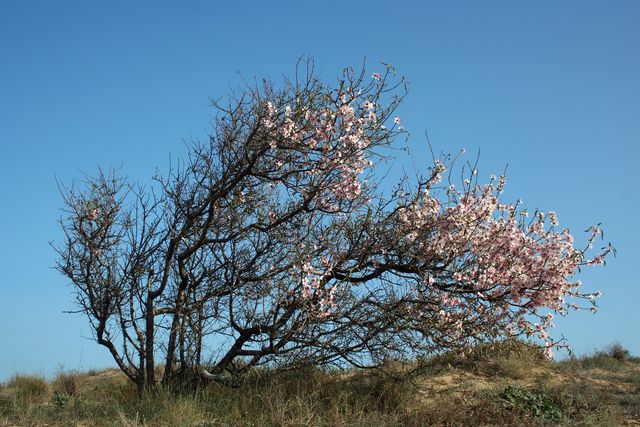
1;1;638;380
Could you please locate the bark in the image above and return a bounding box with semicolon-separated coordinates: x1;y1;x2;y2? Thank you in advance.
144;291;155;388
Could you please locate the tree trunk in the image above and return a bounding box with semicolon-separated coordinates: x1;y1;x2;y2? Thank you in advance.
144;291;155;389
163;288;186;383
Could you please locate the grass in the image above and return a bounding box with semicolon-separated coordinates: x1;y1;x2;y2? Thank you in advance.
1;342;638;426
558;342;639;372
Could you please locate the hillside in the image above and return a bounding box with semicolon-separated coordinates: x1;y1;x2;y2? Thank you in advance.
1;342;639;426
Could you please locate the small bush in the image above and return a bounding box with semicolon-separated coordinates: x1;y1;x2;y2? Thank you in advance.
560;343;634;372
419;339;548;379
501;385;564;422
7;375;49;404
402;389;528;426
53;370;80;397
629;374;640;389
608;343;631;362
52;391;71;407
544;380;619;424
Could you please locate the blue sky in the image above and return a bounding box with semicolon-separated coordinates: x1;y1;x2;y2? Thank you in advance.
0;1;638;380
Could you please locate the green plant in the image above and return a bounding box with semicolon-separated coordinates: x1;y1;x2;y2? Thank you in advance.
501;385;564;422
52;392;71;407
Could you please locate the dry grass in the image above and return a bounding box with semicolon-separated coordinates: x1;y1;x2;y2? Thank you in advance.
1;342;639;426
5;374;50;404
52;369;81;397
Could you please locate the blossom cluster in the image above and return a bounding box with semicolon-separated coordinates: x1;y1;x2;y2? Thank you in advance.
259;81;393;210
299;260;337;318
395;165;610;356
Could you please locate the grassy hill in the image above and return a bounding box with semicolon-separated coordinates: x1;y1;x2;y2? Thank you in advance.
1;342;639;426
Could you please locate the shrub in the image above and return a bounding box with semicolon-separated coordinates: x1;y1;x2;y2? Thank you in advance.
608;343;631;362
570;344;634;371
7;375;49;404
52;391;71;407
501;385;564;422
53;370;80;397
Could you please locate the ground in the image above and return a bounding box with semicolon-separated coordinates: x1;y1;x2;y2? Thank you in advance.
1;342;639;426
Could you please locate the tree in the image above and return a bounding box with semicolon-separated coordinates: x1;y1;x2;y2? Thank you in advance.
55;61;612;396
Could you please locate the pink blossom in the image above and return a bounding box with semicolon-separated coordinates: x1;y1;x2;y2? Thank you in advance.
265;101;277;116
86;208;99;221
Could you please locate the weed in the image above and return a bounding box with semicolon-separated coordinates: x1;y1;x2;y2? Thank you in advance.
501;385;564;422
52;391;71;407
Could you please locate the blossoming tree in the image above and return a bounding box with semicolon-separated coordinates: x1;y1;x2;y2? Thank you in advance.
55;62;612;396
